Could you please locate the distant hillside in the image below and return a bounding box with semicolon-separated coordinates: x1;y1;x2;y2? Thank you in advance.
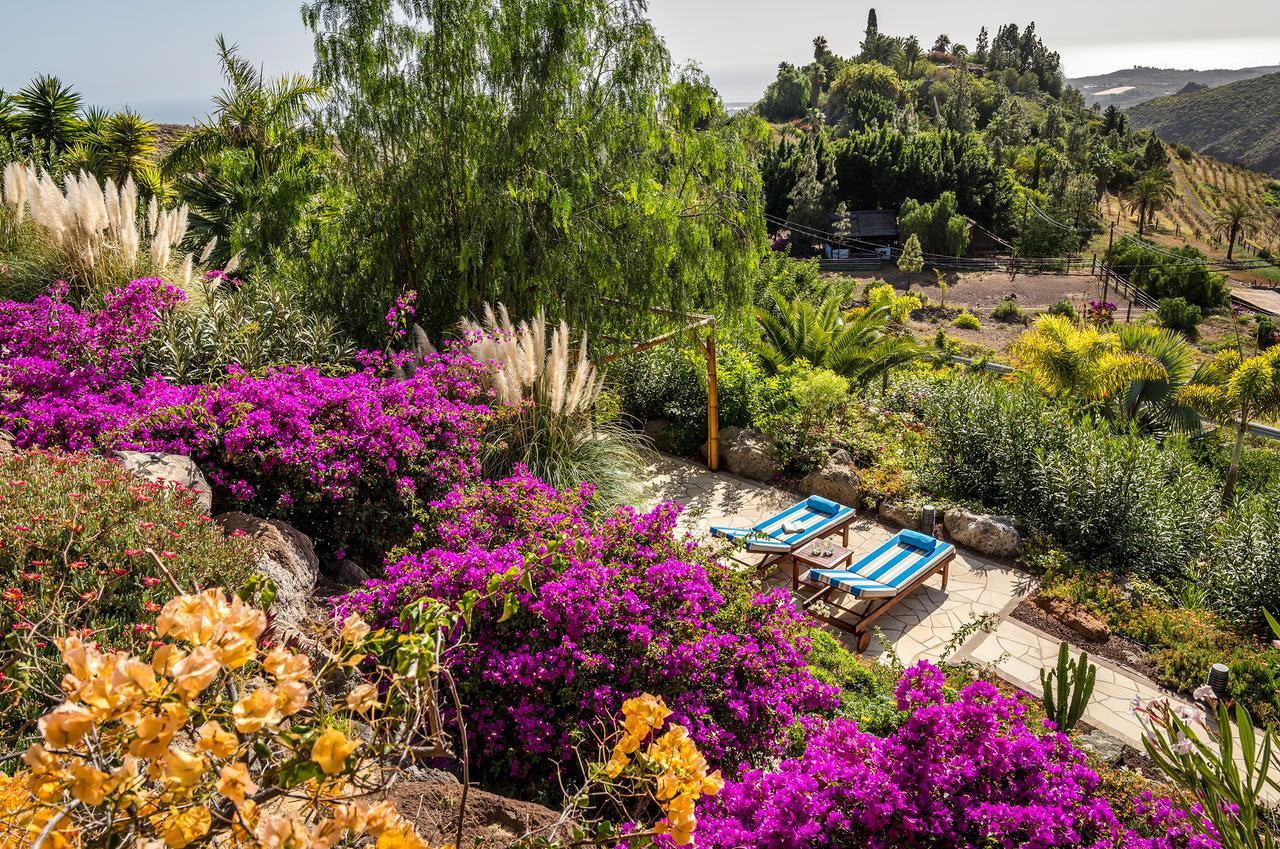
1069;64;1280;109
1127;72;1280;176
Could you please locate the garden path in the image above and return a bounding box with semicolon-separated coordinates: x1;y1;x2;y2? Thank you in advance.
637;453;1268;776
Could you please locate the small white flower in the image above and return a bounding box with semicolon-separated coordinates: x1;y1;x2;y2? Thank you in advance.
1172;732;1194;755
1271;639;1280;651
1130;694;1144;714
1193;685;1216;702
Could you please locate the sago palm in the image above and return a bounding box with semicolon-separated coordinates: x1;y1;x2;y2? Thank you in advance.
1012;314;1168;405
1210;197;1263;261
1124;170;1176;236
1177;346;1280;505
754;289;922;387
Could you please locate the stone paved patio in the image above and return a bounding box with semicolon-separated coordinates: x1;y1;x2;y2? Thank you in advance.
637;453;1273;775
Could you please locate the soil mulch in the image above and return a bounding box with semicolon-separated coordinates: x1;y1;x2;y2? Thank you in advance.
1011;599;1162;685
387;780;567;849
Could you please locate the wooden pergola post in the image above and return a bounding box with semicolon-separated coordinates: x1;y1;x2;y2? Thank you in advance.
704;320;719;471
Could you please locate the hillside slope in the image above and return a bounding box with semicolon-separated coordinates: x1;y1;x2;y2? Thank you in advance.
1069;64;1280;109
1127;73;1280;176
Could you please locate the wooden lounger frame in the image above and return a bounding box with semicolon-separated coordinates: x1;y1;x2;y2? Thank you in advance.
802;546;955;653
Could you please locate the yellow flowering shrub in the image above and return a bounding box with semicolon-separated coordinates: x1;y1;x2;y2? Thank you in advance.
0;587;477;849
545;694;723;848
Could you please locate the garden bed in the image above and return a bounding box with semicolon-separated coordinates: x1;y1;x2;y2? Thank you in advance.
1011;598;1161;685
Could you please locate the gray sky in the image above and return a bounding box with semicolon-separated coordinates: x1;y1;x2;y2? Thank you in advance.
3;1;1278;120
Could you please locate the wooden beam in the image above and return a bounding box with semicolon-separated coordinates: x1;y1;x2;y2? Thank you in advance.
705;320;720;472
601;317;714;364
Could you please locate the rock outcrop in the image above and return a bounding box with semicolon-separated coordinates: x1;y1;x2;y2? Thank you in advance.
943;507;1020;558
215;513;320;634
715;426;780;482
799;449;863;507
115;450;213;513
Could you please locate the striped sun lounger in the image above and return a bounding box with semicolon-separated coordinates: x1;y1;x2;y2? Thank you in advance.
710;496;857;568
803;529;955;652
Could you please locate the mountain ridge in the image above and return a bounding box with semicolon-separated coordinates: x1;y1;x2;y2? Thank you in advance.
1068;63;1280;108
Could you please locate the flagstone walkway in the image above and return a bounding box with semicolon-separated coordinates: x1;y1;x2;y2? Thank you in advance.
636;454;1225;758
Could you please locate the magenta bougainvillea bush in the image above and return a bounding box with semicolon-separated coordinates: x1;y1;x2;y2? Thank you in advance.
694;661;1221;849
334;471;838;787
0;281;495;557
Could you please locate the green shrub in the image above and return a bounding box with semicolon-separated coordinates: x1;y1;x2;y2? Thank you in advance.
805;630;901;735
0;450;257;741
1257;315;1277;351
990;298;1023;323
753;360;851;473
1047;299;1078;322
952;311;981;330
1208;487;1280;632
1155;296;1202;340
919;376;1217;576
1104;240;1230;309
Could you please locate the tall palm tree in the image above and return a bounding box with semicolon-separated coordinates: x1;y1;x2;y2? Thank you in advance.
163;36;326;266
1210;197;1263;261
13;74;83;154
812;36;829;61
754;290;922;387
902;36;922;77
1178;346;1280;504
1124;170;1177;237
1011;315;1168;406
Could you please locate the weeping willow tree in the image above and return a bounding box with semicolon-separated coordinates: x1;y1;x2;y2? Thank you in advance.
298;0;768;344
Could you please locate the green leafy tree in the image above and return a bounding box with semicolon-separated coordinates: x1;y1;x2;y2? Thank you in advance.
1178;346;1280;504
897;233;924;276
899;191;970;256
298;0;766;342
758;63;810;122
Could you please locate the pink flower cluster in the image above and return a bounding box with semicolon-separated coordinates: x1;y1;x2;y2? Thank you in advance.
334;471;837;786
0;282;495;556
695;661;1221;849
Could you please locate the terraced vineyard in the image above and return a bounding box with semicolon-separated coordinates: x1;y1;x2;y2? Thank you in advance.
1098;146;1280;286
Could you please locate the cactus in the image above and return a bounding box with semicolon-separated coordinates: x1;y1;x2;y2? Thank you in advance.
1040;640;1097;734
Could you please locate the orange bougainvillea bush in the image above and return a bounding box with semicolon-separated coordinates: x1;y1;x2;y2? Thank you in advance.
0;587;454;849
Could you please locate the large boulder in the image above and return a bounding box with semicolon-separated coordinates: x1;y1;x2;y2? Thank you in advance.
878;501;934;531
799;449;863;507
943;507;1020;558
0;432;15;459
114;450;213;513
1076;729;1125;765
715;426;780;482
215;513;319;634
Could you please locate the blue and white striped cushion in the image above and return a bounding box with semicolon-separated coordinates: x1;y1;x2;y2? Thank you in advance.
808;535;951;599
711;498;854;554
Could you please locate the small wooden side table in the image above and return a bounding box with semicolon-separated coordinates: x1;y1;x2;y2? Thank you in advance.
789;539;857;590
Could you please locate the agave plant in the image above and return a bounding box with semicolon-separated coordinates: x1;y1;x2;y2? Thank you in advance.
460;303;647;506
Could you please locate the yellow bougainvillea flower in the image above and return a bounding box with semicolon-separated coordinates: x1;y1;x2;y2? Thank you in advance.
157;747;208;794
274;681;309;718
311;730;359;776
153;805;212;849
171;645;221;700
345;683;378;715
21;744;64;803
621;693;671;740
68;762;110;805
662;793;697;846
39;702;95;748
128;702;190;759
362;801;400;837
151;644;186;676
216;762;257;804
340;613;371;644
263;647;312;683
376;824;430;849
254;813;310;849
232;688;280;734
196;720;238;759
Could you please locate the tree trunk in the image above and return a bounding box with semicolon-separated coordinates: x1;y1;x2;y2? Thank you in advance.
1223;414;1248;506
1227;224;1238;261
